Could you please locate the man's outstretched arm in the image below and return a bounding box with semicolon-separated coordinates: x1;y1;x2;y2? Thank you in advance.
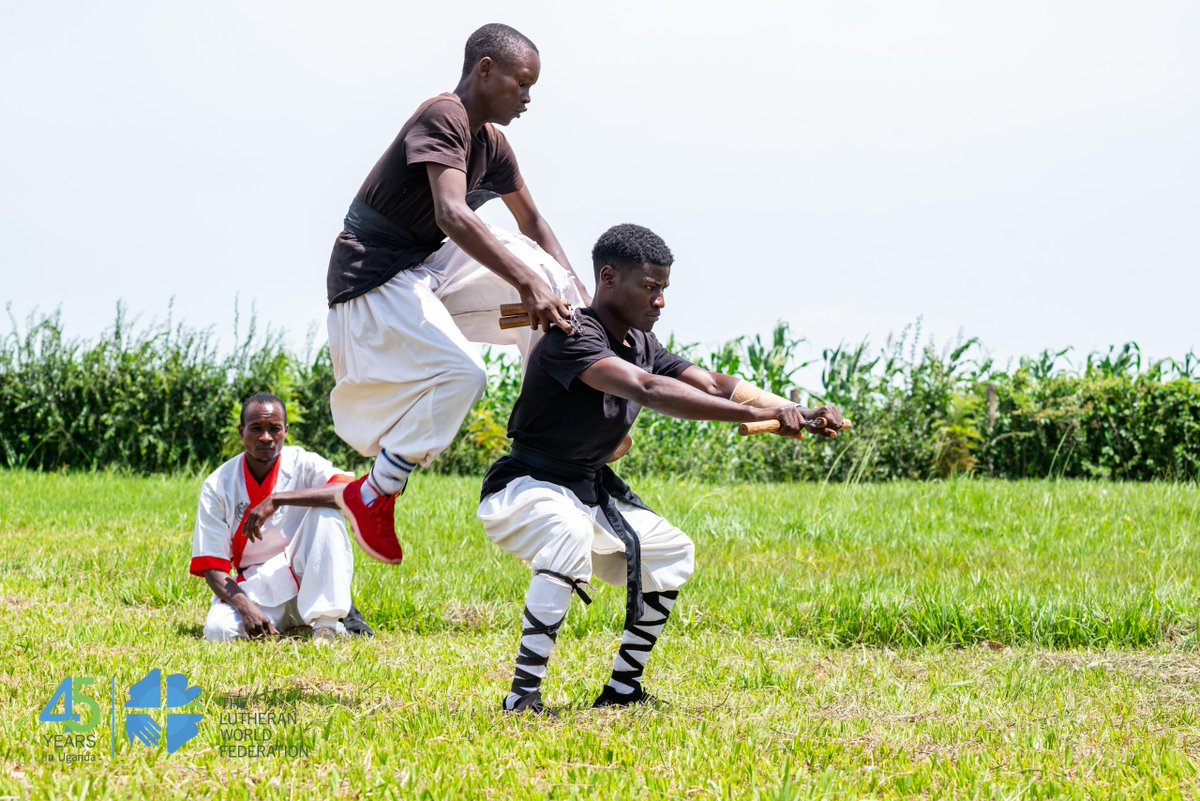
577;357;806;435
673;366;844;438
427;163;573;333
672;366;741;399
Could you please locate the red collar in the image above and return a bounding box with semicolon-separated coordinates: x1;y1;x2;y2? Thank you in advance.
232;453;282;570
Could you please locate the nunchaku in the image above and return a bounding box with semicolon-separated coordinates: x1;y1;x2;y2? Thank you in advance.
737;417;853;437
494;303;852;439
498;302;573;330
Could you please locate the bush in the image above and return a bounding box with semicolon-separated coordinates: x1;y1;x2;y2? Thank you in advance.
2;307;1197;481
0;305;287;473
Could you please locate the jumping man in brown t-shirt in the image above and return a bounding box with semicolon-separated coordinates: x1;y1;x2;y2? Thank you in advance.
326;24;590;565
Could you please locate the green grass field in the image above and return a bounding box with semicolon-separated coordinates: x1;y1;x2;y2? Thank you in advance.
1;472;1199;799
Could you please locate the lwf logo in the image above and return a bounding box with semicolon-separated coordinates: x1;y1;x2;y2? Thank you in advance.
39;669;204;757
124;669;204;753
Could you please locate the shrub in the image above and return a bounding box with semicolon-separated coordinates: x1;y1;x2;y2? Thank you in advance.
2;307;1197;481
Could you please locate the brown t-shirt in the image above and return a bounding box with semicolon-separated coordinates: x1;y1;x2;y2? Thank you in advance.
326;93;525;304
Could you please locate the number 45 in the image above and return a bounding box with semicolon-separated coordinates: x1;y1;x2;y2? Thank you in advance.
39;678;101;734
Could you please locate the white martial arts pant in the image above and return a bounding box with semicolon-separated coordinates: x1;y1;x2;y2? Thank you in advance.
478;476;695;592
327;224;583;465
204;507;354;642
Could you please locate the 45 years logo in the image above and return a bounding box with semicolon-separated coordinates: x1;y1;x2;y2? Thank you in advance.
38;669;204;761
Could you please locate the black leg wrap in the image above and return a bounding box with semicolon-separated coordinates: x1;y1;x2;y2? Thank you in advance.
510;606;566;698
535;569;594;605
521;606;565;640
511;666;543;696
642;590;678;617
611;590;679;686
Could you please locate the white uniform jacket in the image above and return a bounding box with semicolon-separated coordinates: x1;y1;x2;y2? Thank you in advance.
190;446;352;605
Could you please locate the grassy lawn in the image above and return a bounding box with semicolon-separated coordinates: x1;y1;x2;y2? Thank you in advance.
1;472;1198;799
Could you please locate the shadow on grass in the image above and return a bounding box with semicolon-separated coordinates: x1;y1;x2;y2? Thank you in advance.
174;622;204;639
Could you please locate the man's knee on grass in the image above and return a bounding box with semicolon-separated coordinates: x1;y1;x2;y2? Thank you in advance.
203;605;243;642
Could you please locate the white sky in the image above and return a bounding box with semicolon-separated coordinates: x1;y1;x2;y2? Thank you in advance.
3;1;1197;385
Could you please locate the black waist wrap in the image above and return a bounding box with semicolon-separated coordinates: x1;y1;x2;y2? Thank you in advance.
327;199;442;306
504;442;645;625
343;198;422;250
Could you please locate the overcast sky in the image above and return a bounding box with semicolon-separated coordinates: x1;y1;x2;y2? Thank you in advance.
3;1;1196;385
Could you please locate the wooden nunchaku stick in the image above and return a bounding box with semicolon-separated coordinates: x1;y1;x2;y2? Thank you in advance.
498;302;564;330
729;380;852;437
738;417;853;436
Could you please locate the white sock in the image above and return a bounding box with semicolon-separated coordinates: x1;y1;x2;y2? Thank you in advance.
607;591;677;694
362;449;414;505
503;574;573;709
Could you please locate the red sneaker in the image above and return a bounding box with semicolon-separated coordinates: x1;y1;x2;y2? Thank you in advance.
336;475;403;564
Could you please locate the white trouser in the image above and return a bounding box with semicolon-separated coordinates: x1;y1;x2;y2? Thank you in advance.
478;476;695;592
327;224;582;465
204;507;354;642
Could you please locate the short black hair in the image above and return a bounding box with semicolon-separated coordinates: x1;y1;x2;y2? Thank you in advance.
591;223;674;279
462;23;538;77
240;392;287;426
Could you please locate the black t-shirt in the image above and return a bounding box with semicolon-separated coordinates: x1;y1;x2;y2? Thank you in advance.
515;305;693;456
480;308;692;504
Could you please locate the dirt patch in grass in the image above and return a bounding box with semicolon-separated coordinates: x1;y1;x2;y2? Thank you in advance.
443;600;506;631
1033;651;1200;683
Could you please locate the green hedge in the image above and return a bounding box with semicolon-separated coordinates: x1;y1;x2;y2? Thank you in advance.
0;307;289;473
2;309;1197;480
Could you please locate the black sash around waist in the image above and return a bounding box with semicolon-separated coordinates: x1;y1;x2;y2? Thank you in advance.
327;200;442;305
510;442;597;482
343;198;421;250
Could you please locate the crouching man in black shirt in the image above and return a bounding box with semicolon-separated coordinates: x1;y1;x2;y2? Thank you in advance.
478;223;843;713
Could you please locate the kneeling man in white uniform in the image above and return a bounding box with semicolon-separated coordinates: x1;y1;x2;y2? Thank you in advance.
191;392;360;642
